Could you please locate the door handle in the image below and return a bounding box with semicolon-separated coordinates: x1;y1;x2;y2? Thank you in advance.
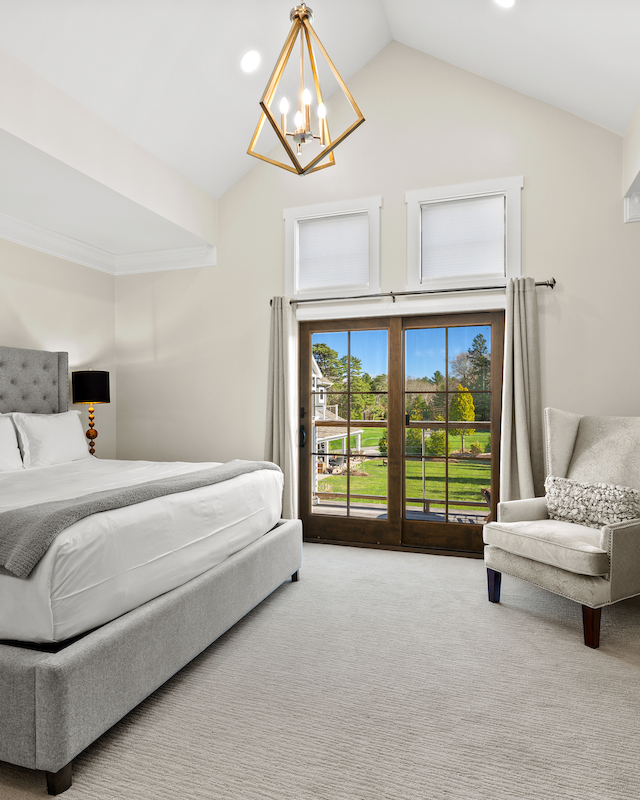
300;425;306;447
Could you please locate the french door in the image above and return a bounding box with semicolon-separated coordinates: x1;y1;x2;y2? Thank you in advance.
299;311;504;555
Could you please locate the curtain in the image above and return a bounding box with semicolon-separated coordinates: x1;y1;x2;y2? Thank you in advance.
265;297;299;519
500;277;544;501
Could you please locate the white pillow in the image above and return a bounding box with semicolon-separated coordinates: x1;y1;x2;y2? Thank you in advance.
12;411;91;468
545;475;640;529
0;414;23;471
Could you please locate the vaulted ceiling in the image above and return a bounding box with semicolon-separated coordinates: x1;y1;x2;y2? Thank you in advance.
0;0;638;266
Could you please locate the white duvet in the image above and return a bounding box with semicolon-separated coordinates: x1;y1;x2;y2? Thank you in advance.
0;458;283;643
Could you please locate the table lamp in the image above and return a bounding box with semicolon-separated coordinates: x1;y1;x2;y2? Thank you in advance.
71;370;110;455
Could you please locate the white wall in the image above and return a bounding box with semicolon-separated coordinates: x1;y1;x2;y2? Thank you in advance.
0;238;117;457
115;41;640;462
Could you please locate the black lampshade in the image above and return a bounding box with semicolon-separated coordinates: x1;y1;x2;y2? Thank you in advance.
72;371;110;404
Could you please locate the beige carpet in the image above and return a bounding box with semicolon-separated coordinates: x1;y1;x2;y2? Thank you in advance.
2;543;640;799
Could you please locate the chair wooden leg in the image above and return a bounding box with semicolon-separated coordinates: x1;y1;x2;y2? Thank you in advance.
46;762;73;795
487;568;501;603
582;605;601;649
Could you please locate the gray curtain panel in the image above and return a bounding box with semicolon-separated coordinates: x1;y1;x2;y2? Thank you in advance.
265;297;299;519
500;277;544;501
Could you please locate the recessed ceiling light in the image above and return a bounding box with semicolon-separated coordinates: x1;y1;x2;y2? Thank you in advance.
495;0;516;7
240;50;261;73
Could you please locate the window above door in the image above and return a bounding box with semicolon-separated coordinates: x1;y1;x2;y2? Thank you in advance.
284;196;382;300
405;176;523;293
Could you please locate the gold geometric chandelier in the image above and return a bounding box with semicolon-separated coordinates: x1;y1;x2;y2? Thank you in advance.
247;4;365;176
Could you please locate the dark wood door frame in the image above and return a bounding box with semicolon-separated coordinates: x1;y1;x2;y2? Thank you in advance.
299;311;504;557
299;317;402;548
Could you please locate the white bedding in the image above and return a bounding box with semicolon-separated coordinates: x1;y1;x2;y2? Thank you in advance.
0;458;283;643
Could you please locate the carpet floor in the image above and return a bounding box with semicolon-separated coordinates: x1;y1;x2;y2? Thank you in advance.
2;543;640;799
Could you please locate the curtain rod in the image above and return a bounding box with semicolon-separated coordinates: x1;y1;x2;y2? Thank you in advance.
271;277;556;306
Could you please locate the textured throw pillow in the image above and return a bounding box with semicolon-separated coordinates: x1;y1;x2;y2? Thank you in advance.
545;475;640;529
0;414;23;471
12;411;91;468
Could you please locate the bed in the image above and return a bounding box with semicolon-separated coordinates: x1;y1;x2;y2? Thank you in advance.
0;345;302;794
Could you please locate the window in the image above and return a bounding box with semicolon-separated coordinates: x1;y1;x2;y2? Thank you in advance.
284;196;382;299
405;177;523;292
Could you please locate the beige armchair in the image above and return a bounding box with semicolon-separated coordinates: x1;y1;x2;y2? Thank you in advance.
484;407;640;648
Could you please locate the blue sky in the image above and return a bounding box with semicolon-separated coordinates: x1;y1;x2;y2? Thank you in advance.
312;325;491;380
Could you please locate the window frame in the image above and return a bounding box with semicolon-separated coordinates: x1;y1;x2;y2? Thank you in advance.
284;196;382;300
405;176;523;292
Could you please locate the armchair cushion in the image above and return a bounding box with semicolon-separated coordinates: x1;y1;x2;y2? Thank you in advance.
483;519;609;576
497;496;548;523
567;416;640;491
545;476;640;529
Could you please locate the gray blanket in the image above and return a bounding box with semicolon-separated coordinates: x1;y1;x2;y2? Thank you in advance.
0;460;281;580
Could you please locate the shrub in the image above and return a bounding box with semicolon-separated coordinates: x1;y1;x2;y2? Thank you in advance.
469;441;483;455
484;440;492;454
424;428;450;457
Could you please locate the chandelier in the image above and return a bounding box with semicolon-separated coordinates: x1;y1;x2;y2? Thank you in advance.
247;4;365;176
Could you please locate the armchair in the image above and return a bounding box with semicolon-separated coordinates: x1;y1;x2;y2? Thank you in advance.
484;407;640;648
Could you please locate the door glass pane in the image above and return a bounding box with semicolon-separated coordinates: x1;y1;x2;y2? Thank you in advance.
312;331;348;391
312;455;388;520
447;388;479;446
447;390;491;422
349;330;388;395
348;452;388;519
405;427;450;457
405;392;446;421
348;394;388;421
447;453;491;509
470;392;491;422
316;436;349;456
448;428;490;458
349;425;388;456
405;328;446;391
448;325;491;391
405;458;446;522
312;451;348;516
313;392;345;421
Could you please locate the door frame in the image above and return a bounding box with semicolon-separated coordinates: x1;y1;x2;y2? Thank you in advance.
299;316;402;548
299;311;504;557
400;310;504;554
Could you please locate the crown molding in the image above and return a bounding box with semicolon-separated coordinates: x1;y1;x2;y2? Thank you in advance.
113;245;216;275
0;210;216;275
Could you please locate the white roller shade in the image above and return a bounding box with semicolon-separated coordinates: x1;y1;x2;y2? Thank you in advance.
420;195;505;282
297;212;370;291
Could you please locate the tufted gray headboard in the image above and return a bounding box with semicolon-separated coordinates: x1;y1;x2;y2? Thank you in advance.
0;346;69;414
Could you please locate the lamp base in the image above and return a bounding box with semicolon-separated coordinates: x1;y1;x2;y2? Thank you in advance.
86;403;98;456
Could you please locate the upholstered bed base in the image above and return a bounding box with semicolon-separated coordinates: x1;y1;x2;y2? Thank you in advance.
0;517;302;794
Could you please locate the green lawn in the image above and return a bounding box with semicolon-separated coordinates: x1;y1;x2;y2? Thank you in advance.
328;428;490;453
317;457;491;507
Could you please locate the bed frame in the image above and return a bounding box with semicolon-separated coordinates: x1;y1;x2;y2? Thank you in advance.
0;345;302;795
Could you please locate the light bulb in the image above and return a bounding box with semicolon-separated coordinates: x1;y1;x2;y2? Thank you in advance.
294;111;303;129
494;0;516;7
302;88;311;106
317;103;326;119
280;97;289;114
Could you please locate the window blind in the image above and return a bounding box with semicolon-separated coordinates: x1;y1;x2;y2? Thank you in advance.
420;194;505;282
297;212;370;291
